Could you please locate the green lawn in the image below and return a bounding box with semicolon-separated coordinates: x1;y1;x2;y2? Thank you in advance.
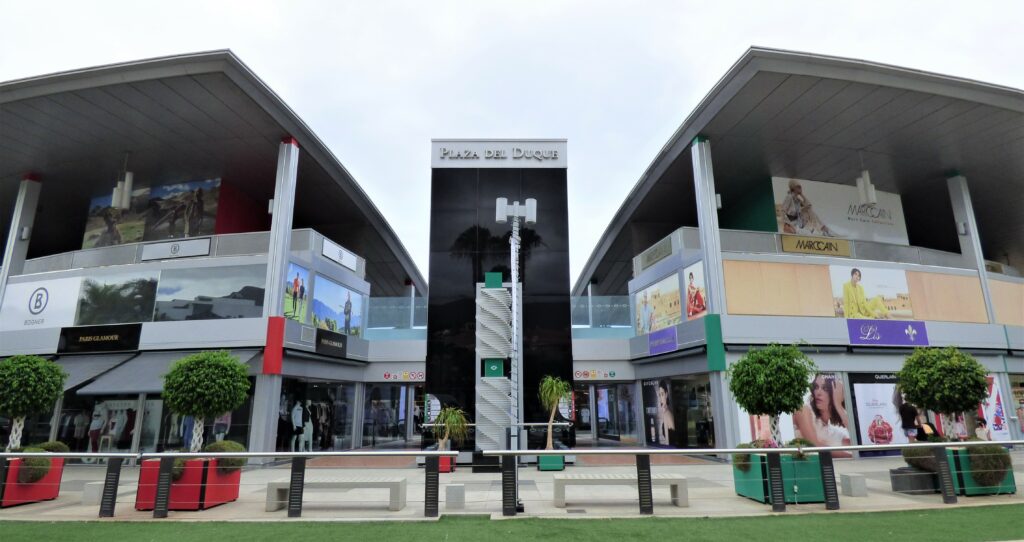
1;505;1022;542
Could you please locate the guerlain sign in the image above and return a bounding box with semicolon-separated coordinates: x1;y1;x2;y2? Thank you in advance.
431;139;567;169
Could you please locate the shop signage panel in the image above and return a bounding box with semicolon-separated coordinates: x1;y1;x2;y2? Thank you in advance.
314;328;348;359
58;323;142;353
846;319;928;347
0;277;82;331
574;369;618;380
431;140;567;169
638;236;673;273
772;177;909;245
380;369;425;382
781;235;851;257
648;326;678;355
321;238;359;271
140;238;211;261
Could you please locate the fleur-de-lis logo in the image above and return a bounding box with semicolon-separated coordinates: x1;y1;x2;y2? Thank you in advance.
905;325;917;342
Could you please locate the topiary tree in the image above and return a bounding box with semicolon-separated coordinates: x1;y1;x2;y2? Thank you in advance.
162;350;250;452
728;343;817;443
896;347;987;436
539;375;572;450
0;355;67;451
429;407;468;451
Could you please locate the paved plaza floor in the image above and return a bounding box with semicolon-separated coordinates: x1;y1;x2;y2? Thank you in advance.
0;455;1020;522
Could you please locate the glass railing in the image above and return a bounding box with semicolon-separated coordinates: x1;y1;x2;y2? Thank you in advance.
570;295;631;328
366;296;428;330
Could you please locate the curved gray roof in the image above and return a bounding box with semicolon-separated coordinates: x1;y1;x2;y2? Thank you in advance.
0;50;425;297
574;47;1024;296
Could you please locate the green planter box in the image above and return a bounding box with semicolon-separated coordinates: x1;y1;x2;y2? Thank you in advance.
947;448;1016;496
733;453;825;504
538;456;565;471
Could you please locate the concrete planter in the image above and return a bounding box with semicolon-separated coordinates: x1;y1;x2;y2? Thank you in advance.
0;458;65;508
135;458;241;511
733;453;824;504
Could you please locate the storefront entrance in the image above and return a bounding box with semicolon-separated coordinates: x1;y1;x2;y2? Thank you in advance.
595;383;639;444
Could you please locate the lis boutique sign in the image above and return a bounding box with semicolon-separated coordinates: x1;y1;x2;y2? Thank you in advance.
847;319;928;347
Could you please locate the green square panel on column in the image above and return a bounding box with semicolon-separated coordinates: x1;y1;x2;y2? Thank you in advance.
484;272;503;289
484;359;504;377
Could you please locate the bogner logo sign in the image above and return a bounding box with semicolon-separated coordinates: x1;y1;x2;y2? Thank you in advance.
781;235;851;257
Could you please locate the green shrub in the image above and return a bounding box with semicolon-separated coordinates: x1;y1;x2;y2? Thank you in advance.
896;347;987;415
734;443;753;473
728;344;816;418
0;356;67;450
733;439;780;472
901;446;938;472
967;444;1012;487
162;350;250;451
787;438;814;460
204;440;246;474
34;441;70;453
14;447;50;484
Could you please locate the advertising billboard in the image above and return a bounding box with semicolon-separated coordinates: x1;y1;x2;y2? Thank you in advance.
830;265;913;320
642;379;676;448
683;261;707;321
849;373;907;455
792;372;852;457
312;275;364;336
772;177;909;245
283;263;310;323
978;375;1012;441
634;274;682;336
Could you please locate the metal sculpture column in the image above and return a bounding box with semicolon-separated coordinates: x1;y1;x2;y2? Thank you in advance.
496;197;537;512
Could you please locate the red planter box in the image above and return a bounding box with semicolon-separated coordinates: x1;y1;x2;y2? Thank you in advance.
439;456;456;473
1;458;65;508
135;458;241;511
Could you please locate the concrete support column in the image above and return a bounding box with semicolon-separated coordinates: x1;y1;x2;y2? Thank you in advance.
709;371;740;449
248;373;283;454
249;137;299;455
263;137;301;319
690;137;726;315
0;176;42;311
946;174;996;323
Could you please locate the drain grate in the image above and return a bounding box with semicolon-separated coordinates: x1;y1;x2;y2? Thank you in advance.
566;509;587;514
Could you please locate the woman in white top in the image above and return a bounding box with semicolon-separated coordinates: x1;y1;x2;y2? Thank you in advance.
793;374;851;457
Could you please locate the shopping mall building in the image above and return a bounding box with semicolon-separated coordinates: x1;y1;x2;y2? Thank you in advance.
1;48;1022;458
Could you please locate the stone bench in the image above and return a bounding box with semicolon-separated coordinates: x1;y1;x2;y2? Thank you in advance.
553;473;688;508
841;473;868;497
266;476;407;512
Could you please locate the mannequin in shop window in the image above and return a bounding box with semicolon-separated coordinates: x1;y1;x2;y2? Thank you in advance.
291;401;304;452
181;415;196;450
213;412;231;442
88;404;108;453
301;400;314;452
73;411;88;450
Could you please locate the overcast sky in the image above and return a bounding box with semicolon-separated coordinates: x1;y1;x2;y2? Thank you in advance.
2;1;1022;287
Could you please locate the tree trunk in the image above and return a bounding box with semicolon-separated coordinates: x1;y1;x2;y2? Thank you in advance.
439;427;450;451
546;404;557;450
190;416;205;452
5;416;25;451
769;414;781;445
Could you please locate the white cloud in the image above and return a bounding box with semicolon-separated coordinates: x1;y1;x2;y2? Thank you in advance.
2;1;1021;287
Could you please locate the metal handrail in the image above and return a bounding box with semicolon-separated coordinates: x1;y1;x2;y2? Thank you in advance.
0;450;457;459
483;439;1024;456
0;452;140;459
512;422;572;427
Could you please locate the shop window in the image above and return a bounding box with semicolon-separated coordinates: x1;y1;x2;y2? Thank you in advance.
277;379;356;452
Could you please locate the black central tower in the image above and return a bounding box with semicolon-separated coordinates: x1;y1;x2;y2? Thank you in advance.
426;139;572;452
